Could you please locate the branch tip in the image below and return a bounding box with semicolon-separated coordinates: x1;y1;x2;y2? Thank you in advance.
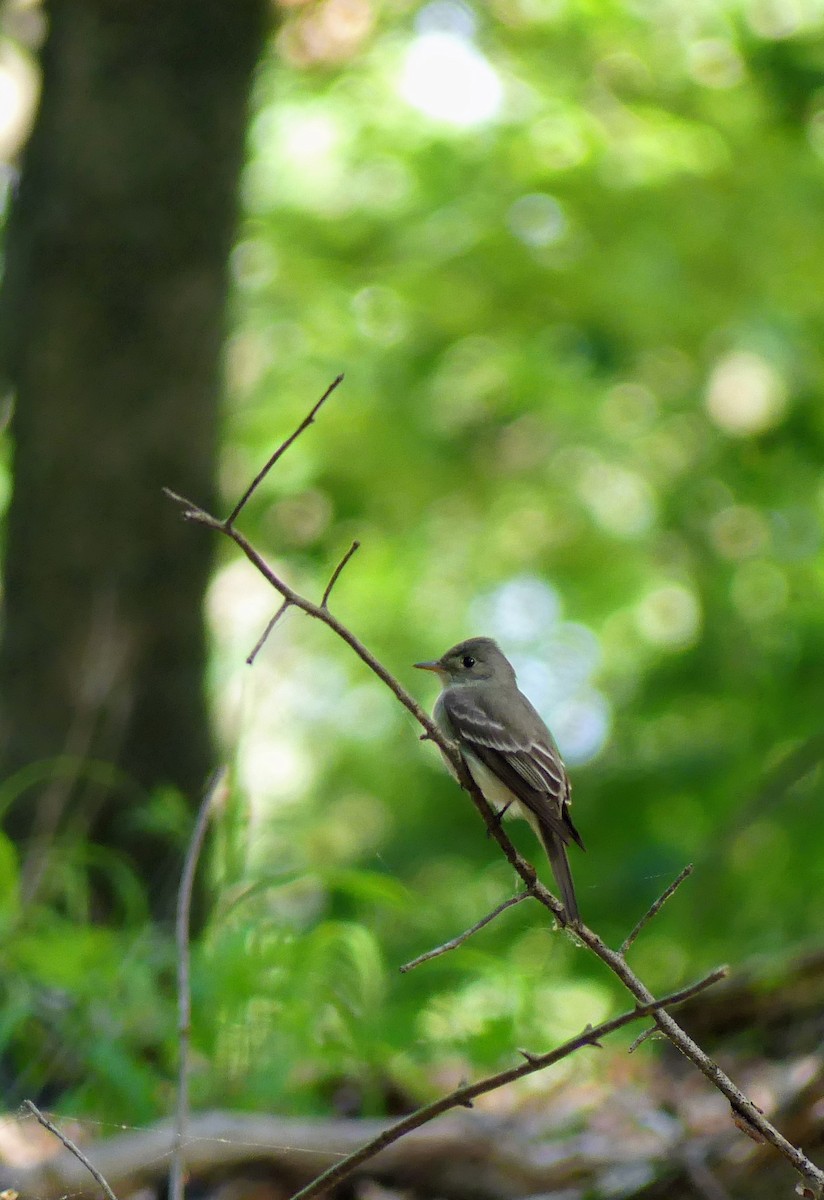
620;863;695;957
162;486;201;520
627;1026;655;1054
321;540;361;609
225;373;345;527
23;1100;118;1200
518;1048;540;1065
247;599;291;665
399;892;531;973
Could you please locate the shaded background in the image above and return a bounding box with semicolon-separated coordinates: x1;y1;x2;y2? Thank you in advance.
0;0;823;1137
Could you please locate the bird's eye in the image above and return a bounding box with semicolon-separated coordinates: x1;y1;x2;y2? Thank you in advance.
462;655;475;669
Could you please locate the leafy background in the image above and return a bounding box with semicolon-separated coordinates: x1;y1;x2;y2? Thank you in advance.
3;0;824;1126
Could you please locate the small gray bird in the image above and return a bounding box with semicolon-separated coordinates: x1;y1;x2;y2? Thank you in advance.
415;636;584;926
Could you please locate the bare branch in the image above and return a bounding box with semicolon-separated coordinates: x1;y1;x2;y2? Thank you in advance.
175;488;824;1191
225;374;344;528
166;388;824;1200
247;599;291;665
23;1100;118;1200
287;969;727;1200
321;540;360;609
620;863;695;957
577;921;824;1195
170;768;227;1200
400;890;532;973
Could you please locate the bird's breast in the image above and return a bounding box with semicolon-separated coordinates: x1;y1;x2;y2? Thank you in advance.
463;751;529;824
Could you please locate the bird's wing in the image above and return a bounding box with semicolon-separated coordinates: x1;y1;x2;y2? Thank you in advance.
442;687;584;849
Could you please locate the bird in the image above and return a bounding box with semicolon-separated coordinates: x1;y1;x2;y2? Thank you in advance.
415;636;584;926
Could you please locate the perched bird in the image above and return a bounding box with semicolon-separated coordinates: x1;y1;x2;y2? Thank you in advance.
415;636;584;926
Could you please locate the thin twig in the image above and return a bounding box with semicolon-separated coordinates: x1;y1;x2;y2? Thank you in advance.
247;599;291;665
170;768;227;1200
400;890;532;973
287;969;727;1200
23;1100;118;1200
620;863;695;957
224;374;344;528
321;540;360;609
628;1025;658;1054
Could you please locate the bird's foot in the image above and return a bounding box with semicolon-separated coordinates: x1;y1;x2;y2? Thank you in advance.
486;801;513;837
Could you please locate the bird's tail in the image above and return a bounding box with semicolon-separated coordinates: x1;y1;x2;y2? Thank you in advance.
537;822;581;927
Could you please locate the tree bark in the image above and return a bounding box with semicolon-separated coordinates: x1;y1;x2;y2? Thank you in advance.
0;0;269;917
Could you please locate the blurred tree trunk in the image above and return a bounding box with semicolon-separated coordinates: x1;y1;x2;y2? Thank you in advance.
0;0;269;918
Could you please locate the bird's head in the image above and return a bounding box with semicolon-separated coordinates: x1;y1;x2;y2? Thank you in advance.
414;636;516;685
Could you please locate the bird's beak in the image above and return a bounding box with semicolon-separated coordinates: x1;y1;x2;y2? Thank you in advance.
414;659;443;674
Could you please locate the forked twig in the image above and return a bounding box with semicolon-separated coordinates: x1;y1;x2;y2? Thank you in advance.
170;768;227;1200
246;541;359;665
288;969;727;1200
164;487;463;782
620;863;695;957
23;1100;118;1200
400;890;532;973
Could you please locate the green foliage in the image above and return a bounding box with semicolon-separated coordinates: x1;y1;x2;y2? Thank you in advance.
0;831;174;1119
6;0;824;1126
209;0;824;1109
195;913;388;1109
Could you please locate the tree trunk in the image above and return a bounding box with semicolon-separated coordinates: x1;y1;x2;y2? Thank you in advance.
0;0;269;918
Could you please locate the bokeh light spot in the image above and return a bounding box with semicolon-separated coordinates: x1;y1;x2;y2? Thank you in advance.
0;41;38;160
730;560;789;620
687;39;745;90
746;0;806;40
470;574;561;643
399;31;503;127
709;505;770;560
471;578;610;764
352;285;408;344
549;689;611;766
529;112;589;171
636;584;701;649
577;460;656;537
600;382;658;440
415;0;478;37
770;506;821;560
507;193;567;248
705;351;788;436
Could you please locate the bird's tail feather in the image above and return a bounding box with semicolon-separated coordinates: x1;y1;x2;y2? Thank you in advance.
537;822;580;926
